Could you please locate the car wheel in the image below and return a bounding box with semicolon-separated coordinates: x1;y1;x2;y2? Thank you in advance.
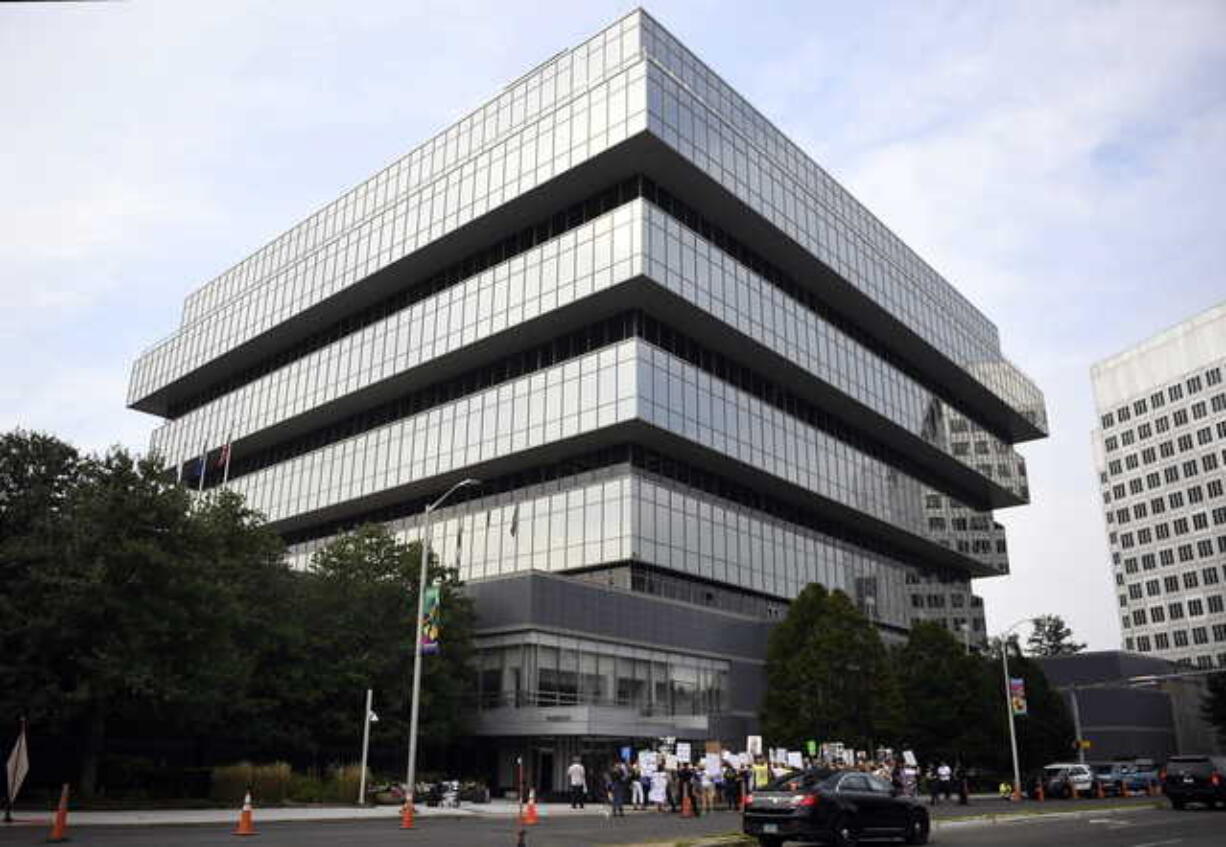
757;838;782;847
1170;798;1186;810
832;814;859;847
904;811;930;845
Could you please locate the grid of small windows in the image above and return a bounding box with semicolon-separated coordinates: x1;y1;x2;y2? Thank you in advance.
1103;356;1226;666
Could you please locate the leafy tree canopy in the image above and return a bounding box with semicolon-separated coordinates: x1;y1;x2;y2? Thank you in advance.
1025;614;1086;657
761;583;901;749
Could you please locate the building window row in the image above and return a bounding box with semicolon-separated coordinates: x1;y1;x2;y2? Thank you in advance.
1101;365;1223;431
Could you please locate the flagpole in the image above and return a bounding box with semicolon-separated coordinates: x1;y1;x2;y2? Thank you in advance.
222;433;233;487
197;441;207;494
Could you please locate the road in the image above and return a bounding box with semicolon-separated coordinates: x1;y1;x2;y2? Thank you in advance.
0;802;1219;846
938;806;1224;846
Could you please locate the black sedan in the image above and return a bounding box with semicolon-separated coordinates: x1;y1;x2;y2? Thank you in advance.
743;767;930;846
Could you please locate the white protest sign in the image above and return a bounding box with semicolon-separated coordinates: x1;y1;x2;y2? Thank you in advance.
676;742;692;764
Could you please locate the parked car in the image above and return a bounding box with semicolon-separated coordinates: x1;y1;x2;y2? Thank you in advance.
1089;762;1157;796
742;767;929;846
1035;763;1095;799
1161;754;1226;810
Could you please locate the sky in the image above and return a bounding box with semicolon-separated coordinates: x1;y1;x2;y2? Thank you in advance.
3;0;1225;651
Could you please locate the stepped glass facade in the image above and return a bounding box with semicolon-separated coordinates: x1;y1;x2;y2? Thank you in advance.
1092;302;1226;669
129;11;1046;793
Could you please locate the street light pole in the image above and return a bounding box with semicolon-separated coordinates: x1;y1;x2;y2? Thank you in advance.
1068;686;1085;764
995;617;1033;802
404;477;480;807
359;688;373;804
1000;637;1023;801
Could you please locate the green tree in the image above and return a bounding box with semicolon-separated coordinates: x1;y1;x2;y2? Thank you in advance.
761;583;901;749
0;433;290;795
1025;614;1086;657
287;524;476;758
894;621;992;763
1200;672;1226;747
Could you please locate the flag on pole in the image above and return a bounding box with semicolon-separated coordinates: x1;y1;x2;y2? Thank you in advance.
419;585;441;655
6;720;29;811
509;503;519;537
197;441;208;493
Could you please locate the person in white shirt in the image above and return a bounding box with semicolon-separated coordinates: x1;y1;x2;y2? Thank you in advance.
648;766;669;812
567;757;587;809
937;762;953;802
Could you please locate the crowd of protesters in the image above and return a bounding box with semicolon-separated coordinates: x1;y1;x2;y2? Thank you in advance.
563;751;973;816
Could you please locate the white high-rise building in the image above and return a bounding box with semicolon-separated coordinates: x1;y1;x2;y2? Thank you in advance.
1091;302;1226;668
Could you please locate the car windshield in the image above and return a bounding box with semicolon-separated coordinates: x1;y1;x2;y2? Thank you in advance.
764;768;835;791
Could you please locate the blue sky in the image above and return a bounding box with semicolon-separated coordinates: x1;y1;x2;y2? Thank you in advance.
3;0;1224;650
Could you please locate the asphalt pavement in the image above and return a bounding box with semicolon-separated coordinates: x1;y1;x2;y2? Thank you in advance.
0;796;1198;846
937;805;1225;846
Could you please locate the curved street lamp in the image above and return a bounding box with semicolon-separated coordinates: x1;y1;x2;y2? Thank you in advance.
405;477;481;806
995;617;1035;801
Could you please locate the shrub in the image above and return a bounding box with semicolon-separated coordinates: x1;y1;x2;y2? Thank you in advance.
287;771;325;803
323;763;368;804
210;761;292;805
252;762;291;805
210;763;252;805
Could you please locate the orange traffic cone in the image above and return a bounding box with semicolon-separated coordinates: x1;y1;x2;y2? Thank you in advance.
681;792;694;818
233;790;256;836
521;790;539;826
400;800;415;829
1096;780;1105;800
46;783;70;843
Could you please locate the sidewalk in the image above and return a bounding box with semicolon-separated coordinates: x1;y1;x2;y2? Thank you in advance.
2;799;650;827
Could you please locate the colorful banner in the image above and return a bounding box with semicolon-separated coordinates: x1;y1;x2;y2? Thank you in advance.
1009;677;1028;715
420;585;441;655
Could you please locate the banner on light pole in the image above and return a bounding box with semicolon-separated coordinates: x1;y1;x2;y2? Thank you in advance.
1009;677;1028;716
419;585;441;655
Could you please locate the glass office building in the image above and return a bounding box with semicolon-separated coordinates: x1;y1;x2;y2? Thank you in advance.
1091;301;1226;669
129;10;1045;792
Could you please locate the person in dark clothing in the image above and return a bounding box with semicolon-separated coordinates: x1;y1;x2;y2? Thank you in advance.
956;762;969;805
609;762;628;817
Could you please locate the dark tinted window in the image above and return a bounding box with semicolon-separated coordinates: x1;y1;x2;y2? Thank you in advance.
1166;756;1213;775
840;774;871;791
766;768;834;791
866;775;894;795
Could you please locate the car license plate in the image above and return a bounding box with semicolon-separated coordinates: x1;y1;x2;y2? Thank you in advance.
1183;776;1193;783
763;824;778;834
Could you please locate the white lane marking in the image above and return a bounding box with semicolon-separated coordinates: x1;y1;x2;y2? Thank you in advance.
1129;840;1181;847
